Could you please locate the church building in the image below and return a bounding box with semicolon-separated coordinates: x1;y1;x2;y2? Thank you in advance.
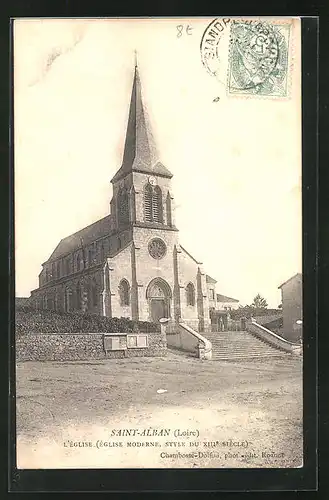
30;61;219;332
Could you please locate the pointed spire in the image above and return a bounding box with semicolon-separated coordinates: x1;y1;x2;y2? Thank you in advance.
111;53;172;183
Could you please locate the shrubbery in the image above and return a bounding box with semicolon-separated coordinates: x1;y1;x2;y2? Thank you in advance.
229;307;281;320
15;306;160;335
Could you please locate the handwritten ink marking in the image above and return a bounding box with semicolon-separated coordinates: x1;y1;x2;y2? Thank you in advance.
177;25;183;38
177;25;193;38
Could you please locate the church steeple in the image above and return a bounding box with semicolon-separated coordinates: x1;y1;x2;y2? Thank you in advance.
111;53;173;183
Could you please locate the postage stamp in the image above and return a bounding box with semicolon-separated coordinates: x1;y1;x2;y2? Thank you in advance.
227;20;291;97
200;18;292;98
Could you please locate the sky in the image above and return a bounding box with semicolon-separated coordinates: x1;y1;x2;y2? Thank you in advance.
14;18;302;307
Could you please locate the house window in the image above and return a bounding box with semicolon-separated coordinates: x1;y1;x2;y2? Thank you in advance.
186;282;195;306
210;289;215;300
119;279;130;306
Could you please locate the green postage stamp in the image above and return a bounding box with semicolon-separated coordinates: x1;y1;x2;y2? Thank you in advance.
227;20;291;97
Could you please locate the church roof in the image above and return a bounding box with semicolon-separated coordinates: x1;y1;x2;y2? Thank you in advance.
216;293;239;303
111;60;173;183
206;274;217;284
47;215;112;262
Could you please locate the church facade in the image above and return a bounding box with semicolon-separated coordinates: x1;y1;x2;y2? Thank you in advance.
30;62;218;332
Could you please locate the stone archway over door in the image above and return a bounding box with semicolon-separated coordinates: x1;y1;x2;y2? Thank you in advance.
146;278;171;323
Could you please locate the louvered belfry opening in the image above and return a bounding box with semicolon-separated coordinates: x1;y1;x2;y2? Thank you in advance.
153;186;163;223
144;183;153;222
144;183;163;223
117;188;130;227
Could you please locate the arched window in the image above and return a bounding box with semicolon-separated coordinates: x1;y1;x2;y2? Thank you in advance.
76;252;84;272
57;260;61;278
51;262;55;280
47;294;54;310
100;241;105;261
117;188;130;227
64;287;72;312
75;282;81;310
144;183;153;222
88;248;93;267
45;268;49;282
119;279;130;306
153;186;163;223
65;258;70;276
91;280;99;307
186;282;195;306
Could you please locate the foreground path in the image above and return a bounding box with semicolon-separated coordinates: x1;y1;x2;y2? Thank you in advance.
16;353;303;469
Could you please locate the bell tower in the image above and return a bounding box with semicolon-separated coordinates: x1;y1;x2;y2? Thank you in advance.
110;54;176;232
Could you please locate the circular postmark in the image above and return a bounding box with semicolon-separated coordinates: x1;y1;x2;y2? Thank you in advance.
201;18;290;98
200;18;232;86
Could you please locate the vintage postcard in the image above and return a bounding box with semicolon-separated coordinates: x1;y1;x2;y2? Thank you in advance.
14;17;303;470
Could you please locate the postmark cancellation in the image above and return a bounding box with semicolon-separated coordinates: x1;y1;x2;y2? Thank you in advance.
201;18;294;99
227;20;291;98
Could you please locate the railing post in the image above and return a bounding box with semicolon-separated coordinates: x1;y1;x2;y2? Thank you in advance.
159;317;170;337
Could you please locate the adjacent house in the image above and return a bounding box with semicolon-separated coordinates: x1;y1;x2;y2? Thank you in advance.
278;273;303;342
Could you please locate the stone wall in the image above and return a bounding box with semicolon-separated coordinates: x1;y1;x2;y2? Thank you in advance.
16;331;167;362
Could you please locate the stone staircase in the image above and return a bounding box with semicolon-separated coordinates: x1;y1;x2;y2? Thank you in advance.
203;330;291;361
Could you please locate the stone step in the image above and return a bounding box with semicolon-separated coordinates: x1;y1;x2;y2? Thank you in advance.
201;329;289;360
212;355;289;361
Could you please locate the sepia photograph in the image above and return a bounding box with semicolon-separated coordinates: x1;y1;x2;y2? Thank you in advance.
14;17;303;469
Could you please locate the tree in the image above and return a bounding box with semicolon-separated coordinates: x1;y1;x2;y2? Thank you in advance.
251;294;268;309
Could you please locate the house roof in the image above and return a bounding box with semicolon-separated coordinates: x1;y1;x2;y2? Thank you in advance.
46;215;113;262
206;274;217;284
278;273;302;289
216;293;239;303
111;63;173;183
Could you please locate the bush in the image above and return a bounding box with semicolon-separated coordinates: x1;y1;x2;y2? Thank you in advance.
15;306;160;335
229;307;281;320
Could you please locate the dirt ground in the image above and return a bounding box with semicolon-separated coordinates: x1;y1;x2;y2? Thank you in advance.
15;351;303;469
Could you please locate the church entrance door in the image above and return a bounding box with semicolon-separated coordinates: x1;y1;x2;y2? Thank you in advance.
150;299;168;323
146;278;172;323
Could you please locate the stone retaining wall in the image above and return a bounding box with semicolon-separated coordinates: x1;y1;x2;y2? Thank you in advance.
16;331;167;361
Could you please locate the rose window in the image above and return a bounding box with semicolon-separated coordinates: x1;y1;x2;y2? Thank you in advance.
148;238;167;260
